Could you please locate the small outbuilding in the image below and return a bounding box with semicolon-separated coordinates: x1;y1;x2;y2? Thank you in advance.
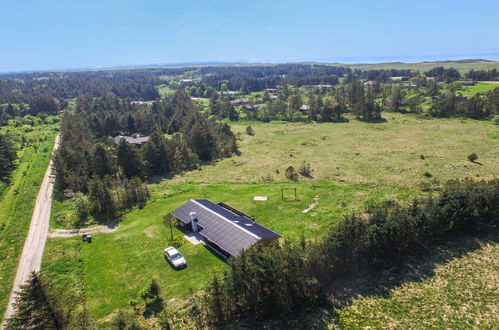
171;199;281;258
113;134;150;146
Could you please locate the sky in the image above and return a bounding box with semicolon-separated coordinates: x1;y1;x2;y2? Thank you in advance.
1;0;499;72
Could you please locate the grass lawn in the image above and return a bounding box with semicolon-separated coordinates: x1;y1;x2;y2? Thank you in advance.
42;113;499;322
0;124;58;317
458;81;499;97
337;239;499;328
43;181;416;319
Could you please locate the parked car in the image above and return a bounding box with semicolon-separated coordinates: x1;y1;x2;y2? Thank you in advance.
164;247;187;269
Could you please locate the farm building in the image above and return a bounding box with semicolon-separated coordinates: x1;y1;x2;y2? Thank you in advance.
458;80;476;86
113;134;150;146
172;199;281;258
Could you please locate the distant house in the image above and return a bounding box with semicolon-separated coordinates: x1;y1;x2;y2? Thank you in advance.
458;80;476;86
426;77;436;81
269;95;278;99
244;104;264;110
311;84;332;88
130;101;146;106
172;199;281;258
179;79;194;86
265;88;278;93
364;80;377;86
218;90;237;95
299;104;311;113
229;98;250;105
389;76;409;82
113;134;150;146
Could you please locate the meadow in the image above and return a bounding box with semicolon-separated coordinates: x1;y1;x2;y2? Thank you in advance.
0;123;58;317
41;112;499;323
337;233;499;328
338;60;499;73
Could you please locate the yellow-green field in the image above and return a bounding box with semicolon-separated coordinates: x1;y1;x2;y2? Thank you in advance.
338;60;499;73
169;113;499;187
338;237;499;329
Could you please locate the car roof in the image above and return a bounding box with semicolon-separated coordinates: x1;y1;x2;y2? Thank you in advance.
165;247;179;254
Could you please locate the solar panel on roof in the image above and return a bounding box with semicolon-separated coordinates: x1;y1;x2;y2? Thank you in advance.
171;199;281;257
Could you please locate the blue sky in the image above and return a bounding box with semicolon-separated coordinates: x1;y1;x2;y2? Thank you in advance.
1;0;498;71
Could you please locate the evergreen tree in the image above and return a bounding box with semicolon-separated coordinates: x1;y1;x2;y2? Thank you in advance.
5;272;62;330
117;140;142;178
0;134;17;183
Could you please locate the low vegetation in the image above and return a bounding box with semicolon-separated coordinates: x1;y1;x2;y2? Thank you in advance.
0;120;58;317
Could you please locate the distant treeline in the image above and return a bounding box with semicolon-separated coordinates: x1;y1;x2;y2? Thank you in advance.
53;89;238;217
199;179;499;325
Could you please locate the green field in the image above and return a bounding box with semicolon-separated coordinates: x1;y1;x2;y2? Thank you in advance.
458;81;499;97
44;181;416;319
336;60;499;73
41;113;499;323
0;123;58;318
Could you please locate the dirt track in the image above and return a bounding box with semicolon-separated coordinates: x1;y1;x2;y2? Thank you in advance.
2;135;59;325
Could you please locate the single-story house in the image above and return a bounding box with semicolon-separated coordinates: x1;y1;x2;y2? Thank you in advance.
265;88;278;93
244;104;264;110
172;199;281;258
299;104;311;113
389;76;409;82
113;134;150;146
458;80;476;86
130;101;147;106
230;98;250;105
179;79;194;86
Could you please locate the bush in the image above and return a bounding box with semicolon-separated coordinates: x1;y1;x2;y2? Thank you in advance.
298;161;312;177
285;166;299;181
492;115;499;125
423;171;432;178
467;153;478;162
245;125;255;136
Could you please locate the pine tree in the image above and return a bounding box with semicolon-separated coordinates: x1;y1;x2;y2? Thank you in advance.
5;272;62;329
0;134;17;183
117;140;142;178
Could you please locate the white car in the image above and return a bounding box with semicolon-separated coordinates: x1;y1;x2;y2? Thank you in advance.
164;247;187;269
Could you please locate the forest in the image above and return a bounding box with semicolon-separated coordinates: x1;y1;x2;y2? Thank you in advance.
52;89;238;220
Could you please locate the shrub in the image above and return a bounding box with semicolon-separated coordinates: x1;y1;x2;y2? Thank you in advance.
245;125;255;136
467;153;478;162
423;171;432;178
298;161;312;177
492;115;499;125
285;166;299;181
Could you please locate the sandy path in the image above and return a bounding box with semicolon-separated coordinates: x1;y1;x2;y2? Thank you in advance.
49;223;119;238
2;135;59;325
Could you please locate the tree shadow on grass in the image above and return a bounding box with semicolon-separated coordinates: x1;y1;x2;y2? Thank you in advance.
143;297;165;319
238;230;499;329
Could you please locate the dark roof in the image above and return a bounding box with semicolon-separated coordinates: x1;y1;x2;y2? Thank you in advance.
171;199;281;256
113;135;150;145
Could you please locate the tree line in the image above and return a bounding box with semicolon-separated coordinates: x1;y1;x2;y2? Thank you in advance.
199;178;499;325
